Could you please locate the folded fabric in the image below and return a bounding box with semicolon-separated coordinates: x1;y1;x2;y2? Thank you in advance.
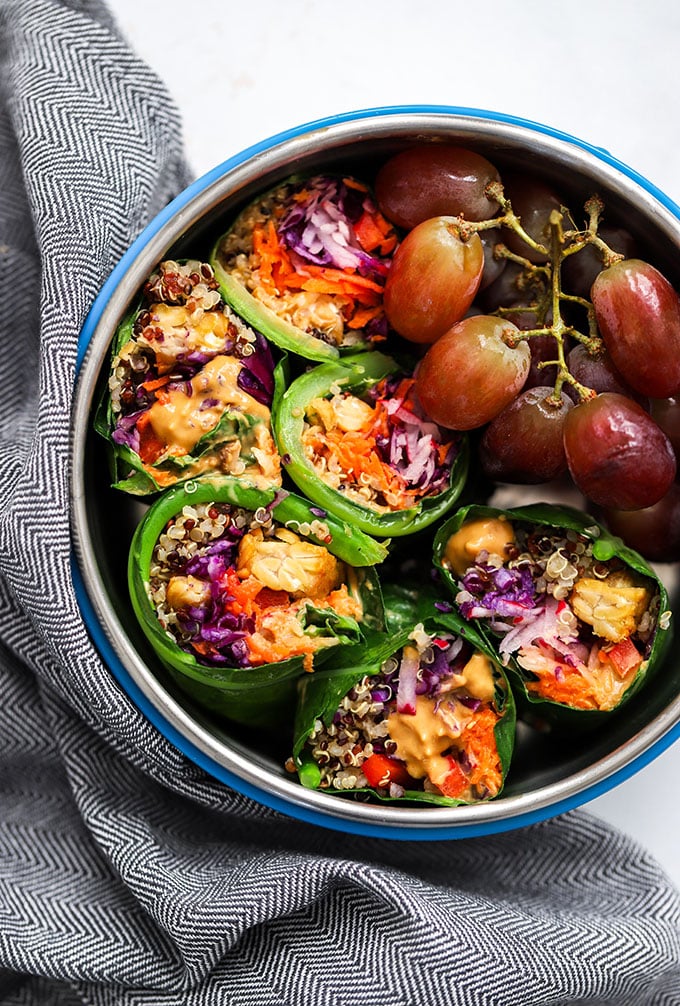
1;2;679;1004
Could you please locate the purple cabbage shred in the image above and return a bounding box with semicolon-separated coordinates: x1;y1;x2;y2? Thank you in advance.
277;176;392;283
458;561;536;621
236;333;275;406
370;378;459;496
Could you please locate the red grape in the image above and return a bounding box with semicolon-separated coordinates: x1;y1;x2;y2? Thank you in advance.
477;260;535;313
562;224;637;299
375;145;501;231
414;316;530;430
502;176;564;264
477;231;507;291
480;386;573;483
563;392;676;509
384;217;484;344
566;344;647;406
650;397;680;461
498;309;559;390
591;259;680;398
524;334;560;390
601;483;680;562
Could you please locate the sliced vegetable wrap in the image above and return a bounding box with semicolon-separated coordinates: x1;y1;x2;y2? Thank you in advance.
95;259;284;495
210;174;398;362
433;503;673;725
291;602;515;805
275;352;468;536
128;478;387;729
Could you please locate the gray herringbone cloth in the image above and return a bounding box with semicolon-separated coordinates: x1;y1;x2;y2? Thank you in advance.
1;2;680;1003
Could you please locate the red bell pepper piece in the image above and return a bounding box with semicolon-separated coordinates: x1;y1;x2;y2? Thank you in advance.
137;412;166;465
362;753;412;789
438;757;469;799
601;637;643;678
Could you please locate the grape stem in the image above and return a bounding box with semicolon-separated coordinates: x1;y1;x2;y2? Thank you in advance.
464;181;550;258
540;209;596;403
496;208;599;404
562;194;625;269
464;182;625;403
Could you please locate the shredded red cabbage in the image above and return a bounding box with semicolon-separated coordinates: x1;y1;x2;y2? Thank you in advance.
111;410;143;452
373;633;473;719
173;528;253;667
278;176;392;283
458;561;537;621
415;638;465;697
371;376;459;497
497;595;586;665
236;332;275;406
113;328;276;454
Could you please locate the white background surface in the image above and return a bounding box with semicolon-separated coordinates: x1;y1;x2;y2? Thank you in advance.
112;0;680;883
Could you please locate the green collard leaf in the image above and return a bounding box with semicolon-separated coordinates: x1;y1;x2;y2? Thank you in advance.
432;502;673;728
291;612;516;803
96;276;283;497
299;603;363;644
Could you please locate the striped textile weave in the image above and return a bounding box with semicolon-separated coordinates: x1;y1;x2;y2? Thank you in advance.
0;2;679;1002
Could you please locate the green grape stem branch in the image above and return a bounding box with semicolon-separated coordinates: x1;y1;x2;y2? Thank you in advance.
456;181;626;409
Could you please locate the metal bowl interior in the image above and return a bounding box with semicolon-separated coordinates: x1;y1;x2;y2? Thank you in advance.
71;107;680;838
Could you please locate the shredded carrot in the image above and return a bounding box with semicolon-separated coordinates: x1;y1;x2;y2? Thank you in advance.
190;640;215;657
223;571;262;618
140;375;170;393
308;266;384;294
437;441;452;465
136;411;166;465
341;177;369;193
147;468;175;488
246;620;320;666
346;305;384;330
353;210;398;256
462;707;503;795
249;220;388;330
526;668;600;710
281;264;384;299
304;376;449;511
251;220;296;295
316;423;420;508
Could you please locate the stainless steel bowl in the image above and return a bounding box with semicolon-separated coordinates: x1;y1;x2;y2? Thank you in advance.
71;106;680;839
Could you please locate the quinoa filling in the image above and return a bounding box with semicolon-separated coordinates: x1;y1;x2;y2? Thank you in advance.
149;501;363;671
444;517;660;710
300;374;460;512
215;176;397;348
109;259;281;489
301;626;505;802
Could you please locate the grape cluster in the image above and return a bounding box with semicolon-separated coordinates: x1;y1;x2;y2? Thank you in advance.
374;144;680;561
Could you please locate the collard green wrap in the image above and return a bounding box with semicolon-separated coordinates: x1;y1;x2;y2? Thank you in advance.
210;174;398;362
94;259;285;496
275;352;469;537
292;597;516;805
433;503;673;727
128;478;387;729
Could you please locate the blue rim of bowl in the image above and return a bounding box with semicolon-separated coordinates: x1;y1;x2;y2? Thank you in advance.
73;103;680;840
